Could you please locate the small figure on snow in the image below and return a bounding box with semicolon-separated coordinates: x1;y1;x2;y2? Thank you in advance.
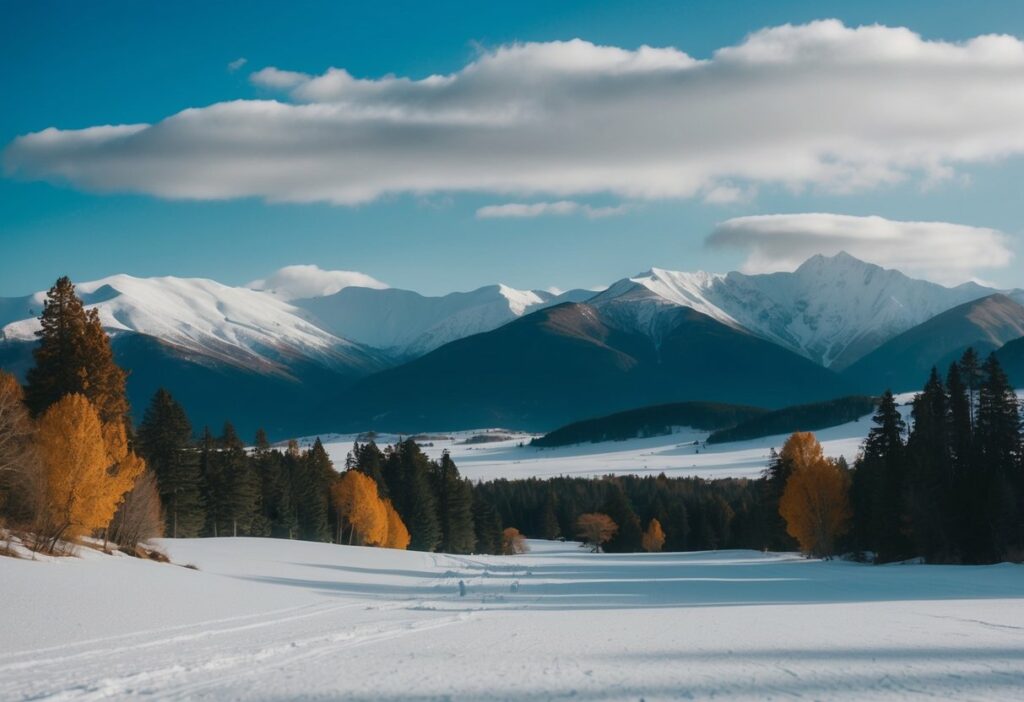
458;579;466;597
510;580;520;593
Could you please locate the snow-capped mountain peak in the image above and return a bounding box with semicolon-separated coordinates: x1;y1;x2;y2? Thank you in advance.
1;274;377;374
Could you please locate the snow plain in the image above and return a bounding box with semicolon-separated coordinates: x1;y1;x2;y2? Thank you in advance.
312;407;900;483
2;537;1023;701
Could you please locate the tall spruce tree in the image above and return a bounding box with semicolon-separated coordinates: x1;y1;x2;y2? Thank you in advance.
472;498;503;555
974;354;1022;561
25;277;129;427
297;439;335;542
218;422;260;537
905;368;954;561
432;451;476;553
137;389;204;537
852;390;908;561
385;440;441;552
25;277;90;417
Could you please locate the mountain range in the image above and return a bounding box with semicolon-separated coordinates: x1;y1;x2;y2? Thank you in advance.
2;253;1022;437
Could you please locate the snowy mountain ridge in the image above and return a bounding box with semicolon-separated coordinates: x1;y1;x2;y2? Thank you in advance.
0;274;379;374
592;253;1023;369
2;253;1021;371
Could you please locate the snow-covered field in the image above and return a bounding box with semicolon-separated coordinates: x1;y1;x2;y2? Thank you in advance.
313;410;891;482
2;537;1022;701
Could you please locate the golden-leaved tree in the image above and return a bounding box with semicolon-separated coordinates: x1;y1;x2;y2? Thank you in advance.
576;512;618;552
36;394;144;548
331;469;388;546
778;432;852;558
383;499;410;550
642;518;666;552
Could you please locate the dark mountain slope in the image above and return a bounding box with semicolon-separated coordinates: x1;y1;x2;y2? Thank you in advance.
336;302;850;433
844;294;1024;393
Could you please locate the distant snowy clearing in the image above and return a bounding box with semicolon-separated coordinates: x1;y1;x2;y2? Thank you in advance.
311;412;887;482
2;537;1022;700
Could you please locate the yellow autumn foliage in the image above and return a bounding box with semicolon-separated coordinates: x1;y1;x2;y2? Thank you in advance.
642;518;666;552
36;394;144;544
383;499;411;550
331;470;388;546
778;432;851;558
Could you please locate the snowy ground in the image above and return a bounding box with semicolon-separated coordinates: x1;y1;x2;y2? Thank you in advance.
2;537;1023;701
311;410;894;482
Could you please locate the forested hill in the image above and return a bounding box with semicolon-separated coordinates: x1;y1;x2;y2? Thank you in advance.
531;401;766;447
706;395;878;445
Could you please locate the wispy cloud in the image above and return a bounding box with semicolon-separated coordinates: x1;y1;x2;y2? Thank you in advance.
227;57;248;73
707;213;1013;285
9;22;1024;205
475;201;629;219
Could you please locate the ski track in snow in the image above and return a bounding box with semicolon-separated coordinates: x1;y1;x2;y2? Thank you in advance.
2;538;1023;701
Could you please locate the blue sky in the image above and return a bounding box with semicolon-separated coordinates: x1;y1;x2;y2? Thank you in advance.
3;0;1024;296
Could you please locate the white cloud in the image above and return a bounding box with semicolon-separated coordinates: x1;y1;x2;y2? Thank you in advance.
8;22;1024;204
475;200;628;219
706;213;1013;285
247;265;388;300
227;57;248;73
249;66;311;89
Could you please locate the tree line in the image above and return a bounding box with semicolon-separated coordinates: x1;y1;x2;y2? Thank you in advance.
484;348;1023;564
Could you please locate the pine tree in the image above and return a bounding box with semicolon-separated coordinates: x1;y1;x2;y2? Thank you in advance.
761;447;797;551
974;354;1021;561
137;389;204;537
852;390;908;561
472;498;503;555
24;278;129;428
385;440;441;552
432;451;476;554
80;309;129;427
24;277;91;417
214;422;259;537
351;441;388;497
305;439;336;541
959;347;982;432
905;368;954;561
601;482;643;552
541;488;561;540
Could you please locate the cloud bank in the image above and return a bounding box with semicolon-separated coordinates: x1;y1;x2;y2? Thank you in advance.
476;201;628;219
7;21;1024;204
247;265;387;300
707;213;1013;285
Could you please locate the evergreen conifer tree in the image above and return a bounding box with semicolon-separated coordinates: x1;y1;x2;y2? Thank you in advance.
297;438;335;542
137;389;204;537
905;368;954;560
852;390;908;561
432;451;476;553
25;277;91;417
25;277;130;427
601;482;643;552
385;440;441;551
974;354;1021;561
472;498;503;555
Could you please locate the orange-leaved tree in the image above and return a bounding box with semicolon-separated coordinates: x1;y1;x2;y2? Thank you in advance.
501;527;528;555
576;512;618;552
382;499;410;550
331;469;388;546
36;394;143;549
778;432;852;558
642;518;666;552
